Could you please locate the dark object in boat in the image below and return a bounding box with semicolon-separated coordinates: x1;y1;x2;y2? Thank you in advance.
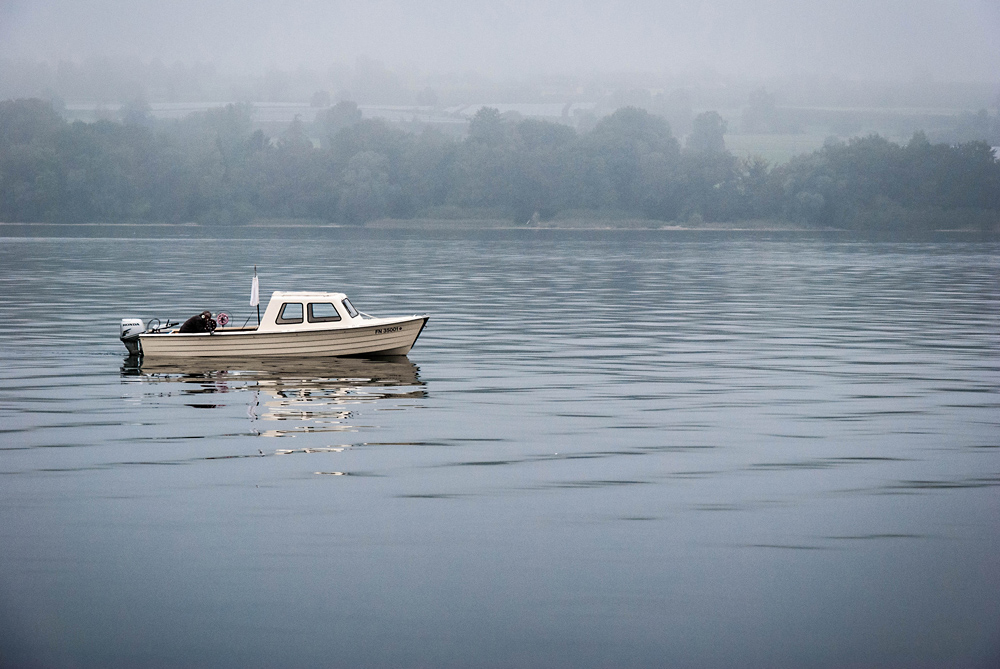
178;311;217;333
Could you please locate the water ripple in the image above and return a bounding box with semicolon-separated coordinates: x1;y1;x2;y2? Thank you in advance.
1;233;998;667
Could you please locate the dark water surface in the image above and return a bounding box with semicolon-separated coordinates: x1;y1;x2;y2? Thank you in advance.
1;231;998;668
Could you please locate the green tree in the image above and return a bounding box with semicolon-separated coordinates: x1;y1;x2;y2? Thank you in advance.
0;99;66;221
579;106;680;212
120;95;152;127
449;108;519;214
330;118;404;164
315;100;363;148
510;119;576;220
677;151;740;221
397;127;456;213
467;107;509;147
279;115;312;152
686;111;727;154
338;151;393;223
0;98;64;148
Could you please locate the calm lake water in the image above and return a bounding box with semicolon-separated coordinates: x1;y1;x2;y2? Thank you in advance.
1;229;998;668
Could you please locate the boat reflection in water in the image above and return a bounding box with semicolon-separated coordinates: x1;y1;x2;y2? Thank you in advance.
121;355;425;438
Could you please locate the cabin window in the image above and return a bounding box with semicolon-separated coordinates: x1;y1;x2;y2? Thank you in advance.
276;303;303;324
308;302;342;323
342;298;359;318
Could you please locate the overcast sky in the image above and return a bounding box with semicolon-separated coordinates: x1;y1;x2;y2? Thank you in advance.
1;0;998;81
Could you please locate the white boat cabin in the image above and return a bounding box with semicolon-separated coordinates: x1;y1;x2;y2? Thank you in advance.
256;291;364;332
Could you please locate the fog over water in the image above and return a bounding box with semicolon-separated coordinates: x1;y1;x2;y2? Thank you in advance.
1;0;998;81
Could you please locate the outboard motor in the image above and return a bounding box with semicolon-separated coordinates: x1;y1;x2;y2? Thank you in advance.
120;318;144;355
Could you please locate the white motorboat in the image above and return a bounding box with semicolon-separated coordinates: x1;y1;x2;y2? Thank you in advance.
120;290;428;358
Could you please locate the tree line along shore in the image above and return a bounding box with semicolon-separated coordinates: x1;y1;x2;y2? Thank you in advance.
1;98;998;232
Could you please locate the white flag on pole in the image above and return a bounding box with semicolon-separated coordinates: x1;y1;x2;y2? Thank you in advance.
250;274;259;307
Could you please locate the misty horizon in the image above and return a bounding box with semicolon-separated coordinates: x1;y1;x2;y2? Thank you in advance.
1;0;998;83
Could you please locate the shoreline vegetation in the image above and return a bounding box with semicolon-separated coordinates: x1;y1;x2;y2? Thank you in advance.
0;219;988;234
1;98;998;235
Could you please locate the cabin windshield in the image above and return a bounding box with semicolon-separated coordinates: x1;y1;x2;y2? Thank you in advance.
342;298;359;318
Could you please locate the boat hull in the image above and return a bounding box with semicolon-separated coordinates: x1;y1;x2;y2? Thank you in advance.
137;316;428;358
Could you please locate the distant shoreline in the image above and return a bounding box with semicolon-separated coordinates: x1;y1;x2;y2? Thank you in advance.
363;218;837;232
0;220;992;234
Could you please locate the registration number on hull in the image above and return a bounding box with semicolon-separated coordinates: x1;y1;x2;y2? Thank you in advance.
374;326;402;335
